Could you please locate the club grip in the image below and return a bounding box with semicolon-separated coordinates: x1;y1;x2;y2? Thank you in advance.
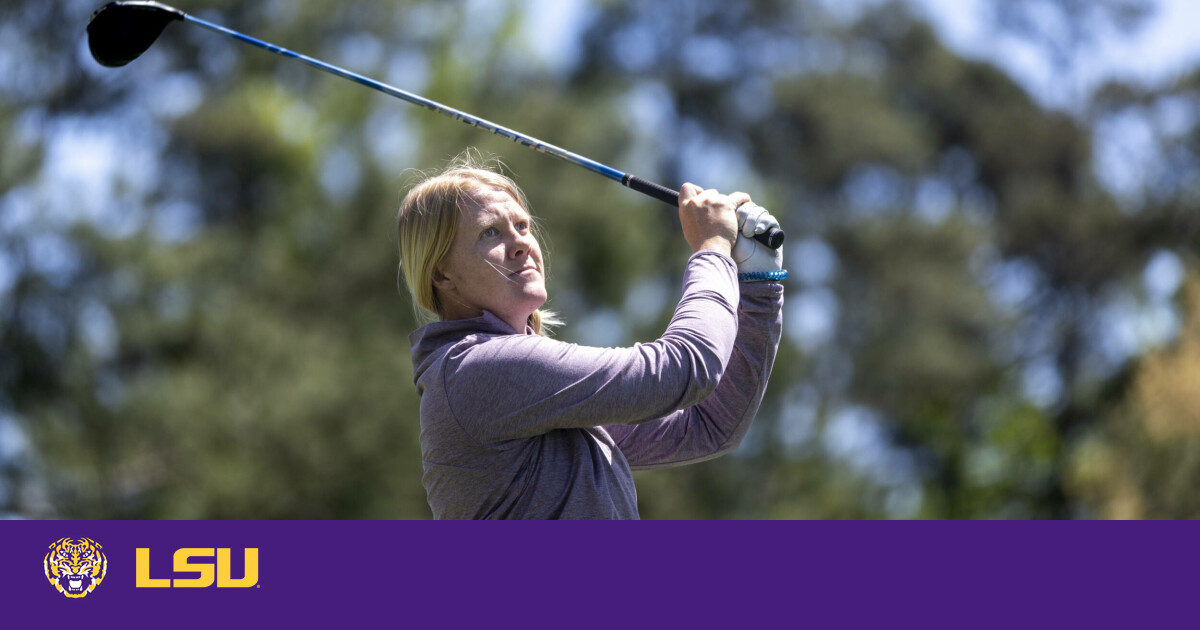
624;173;682;206
622;174;785;249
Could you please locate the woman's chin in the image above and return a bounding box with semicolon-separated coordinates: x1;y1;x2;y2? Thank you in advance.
524;283;548;307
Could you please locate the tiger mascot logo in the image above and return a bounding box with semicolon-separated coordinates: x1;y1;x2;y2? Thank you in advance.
44;537;107;599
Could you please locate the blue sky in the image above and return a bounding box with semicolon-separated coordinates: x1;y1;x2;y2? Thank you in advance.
905;0;1200;109
521;0;1200;108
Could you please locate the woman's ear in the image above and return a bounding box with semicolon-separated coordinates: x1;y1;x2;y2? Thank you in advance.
432;266;455;292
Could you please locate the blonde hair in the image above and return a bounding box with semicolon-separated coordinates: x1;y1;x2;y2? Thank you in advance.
396;151;558;335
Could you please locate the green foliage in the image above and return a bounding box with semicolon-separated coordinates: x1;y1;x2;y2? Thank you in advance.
2;0;1198;519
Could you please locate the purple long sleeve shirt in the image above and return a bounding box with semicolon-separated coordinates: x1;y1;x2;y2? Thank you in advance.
408;250;784;519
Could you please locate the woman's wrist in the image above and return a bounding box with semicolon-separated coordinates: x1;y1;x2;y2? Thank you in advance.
692;237;732;257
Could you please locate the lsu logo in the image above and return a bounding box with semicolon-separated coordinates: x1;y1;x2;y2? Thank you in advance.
44;537;107;599
136;548;259;588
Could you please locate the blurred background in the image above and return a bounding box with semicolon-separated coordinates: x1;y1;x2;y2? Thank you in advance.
2;0;1199;519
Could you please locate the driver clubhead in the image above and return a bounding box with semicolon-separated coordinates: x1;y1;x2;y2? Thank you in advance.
88;1;186;67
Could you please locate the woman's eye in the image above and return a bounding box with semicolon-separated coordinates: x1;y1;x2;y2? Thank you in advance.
481;227;498;238
515;221;529;232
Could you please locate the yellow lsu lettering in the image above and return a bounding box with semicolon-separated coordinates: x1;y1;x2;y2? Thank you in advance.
135;548;259;588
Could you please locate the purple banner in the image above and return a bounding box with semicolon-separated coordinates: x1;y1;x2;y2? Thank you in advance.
2;521;1194;627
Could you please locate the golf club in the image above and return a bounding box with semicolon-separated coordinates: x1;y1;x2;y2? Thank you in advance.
87;1;784;249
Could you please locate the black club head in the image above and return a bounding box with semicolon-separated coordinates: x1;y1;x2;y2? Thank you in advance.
87;1;186;67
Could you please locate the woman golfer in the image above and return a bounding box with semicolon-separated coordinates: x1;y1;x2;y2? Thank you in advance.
397;154;785;519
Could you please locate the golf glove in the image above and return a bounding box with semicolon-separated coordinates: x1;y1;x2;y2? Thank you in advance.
732;203;785;282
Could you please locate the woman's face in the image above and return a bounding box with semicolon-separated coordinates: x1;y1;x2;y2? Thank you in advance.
434;187;547;332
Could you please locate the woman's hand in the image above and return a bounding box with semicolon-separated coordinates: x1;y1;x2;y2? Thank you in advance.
732;202;785;280
678;183;747;256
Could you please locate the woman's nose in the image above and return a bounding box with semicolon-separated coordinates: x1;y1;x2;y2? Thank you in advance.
509;229;533;259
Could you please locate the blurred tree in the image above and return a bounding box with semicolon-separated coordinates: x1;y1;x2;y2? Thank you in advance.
1065;66;1200;519
572;0;1199;518
1;0;1197;520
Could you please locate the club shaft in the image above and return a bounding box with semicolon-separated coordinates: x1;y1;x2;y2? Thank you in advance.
181;13;783;249
186;15;627;183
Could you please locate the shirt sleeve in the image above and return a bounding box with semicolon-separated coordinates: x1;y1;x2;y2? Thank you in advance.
603;281;784;469
439;250;742;445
